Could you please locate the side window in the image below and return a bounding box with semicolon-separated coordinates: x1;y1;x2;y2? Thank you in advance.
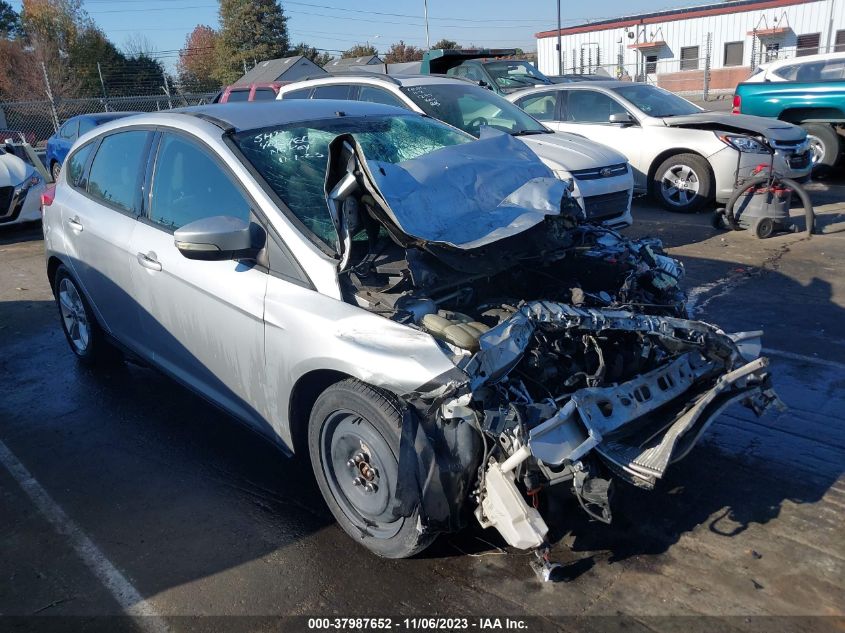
563;90;627;123
516;92;558;121
312;84;354;100
78;119;96;135
282;88;311;100
149;133;250;231
226;89;250;102
66;142;94;187
59;120;78;140
87;131;149;213
252;88;277;101
357;85;406;108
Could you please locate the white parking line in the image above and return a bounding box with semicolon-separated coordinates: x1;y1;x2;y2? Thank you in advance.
0;439;170;633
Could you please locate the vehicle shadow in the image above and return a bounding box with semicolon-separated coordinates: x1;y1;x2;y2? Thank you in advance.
0;221;42;245
0;245;843;604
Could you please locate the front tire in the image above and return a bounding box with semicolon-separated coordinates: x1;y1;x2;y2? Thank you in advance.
308;379;435;559
53;265;120;366
802;123;841;176
652;153;714;213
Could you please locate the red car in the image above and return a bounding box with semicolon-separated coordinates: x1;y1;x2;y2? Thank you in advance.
213;83;286;103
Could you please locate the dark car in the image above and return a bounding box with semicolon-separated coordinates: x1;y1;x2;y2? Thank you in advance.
45;112;139;182
420;48;553;95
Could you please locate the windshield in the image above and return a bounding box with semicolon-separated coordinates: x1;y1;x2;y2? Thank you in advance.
232;114;473;246
483;61;552;89
611;84;702;117
400;83;549;137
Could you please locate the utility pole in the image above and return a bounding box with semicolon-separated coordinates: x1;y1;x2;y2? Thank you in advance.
96;62;110;112
556;0;563;75
162;74;173;110
40;62;60;133
423;0;431;49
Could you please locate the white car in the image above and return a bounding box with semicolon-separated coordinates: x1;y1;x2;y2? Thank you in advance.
0;144;46;226
744;51;845;82
276;74;634;229
509;82;812;213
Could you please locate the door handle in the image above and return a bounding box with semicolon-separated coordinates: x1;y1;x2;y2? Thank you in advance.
136;251;162;272
67;216;83;232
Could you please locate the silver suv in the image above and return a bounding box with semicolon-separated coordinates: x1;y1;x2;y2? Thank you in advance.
43;101;779;564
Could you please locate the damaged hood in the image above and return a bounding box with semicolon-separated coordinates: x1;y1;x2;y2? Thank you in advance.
518;131;627;172
662;112;805;141
354;132;569;250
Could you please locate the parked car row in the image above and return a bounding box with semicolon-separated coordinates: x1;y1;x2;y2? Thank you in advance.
42;100;781;564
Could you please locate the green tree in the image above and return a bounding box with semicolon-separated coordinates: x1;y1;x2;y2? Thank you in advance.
215;0;289;84
68;27;124;97
384;40;423;64
431;38;460;50
341;43;377;58
0;0;20;37
290;42;332;67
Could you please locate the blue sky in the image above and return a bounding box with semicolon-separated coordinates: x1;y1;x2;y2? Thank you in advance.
10;0;698;69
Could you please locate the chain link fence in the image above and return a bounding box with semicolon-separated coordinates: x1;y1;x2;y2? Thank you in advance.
0;92;218;150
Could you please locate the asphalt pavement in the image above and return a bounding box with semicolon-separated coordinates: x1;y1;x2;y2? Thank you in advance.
1;177;843;632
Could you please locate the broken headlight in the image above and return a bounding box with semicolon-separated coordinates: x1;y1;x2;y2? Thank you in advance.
717;133;770;154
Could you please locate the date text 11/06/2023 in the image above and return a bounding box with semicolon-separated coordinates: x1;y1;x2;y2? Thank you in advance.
307;617;530;630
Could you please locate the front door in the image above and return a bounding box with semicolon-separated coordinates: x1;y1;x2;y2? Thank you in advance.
551;89;646;188
129;132;268;428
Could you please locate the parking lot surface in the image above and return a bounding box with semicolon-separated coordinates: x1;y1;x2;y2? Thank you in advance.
1;180;844;631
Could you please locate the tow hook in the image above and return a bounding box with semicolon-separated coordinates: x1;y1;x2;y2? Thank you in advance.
530;542;563;582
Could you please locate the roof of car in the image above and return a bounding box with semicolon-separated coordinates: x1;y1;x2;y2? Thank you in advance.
169;99;413;132
74;111;141;123
281;73;479;90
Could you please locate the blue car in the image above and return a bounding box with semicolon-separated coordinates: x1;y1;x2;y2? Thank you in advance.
45;112;139;181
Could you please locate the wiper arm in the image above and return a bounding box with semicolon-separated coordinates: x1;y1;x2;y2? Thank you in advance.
511;129;552;137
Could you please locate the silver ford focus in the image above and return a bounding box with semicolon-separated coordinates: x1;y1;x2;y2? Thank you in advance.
42;101;780;567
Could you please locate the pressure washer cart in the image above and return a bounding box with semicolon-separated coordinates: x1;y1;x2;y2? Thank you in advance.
714;137;814;239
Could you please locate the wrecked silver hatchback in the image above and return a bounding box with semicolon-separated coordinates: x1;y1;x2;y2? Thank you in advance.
231;112;781;569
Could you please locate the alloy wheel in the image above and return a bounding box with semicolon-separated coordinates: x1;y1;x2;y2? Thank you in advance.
660;163;701;208
58;277;90;354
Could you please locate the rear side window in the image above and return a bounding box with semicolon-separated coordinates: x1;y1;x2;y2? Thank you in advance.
516;92;558;121
59;120;78;140
253;88;277;101
282;88;311;99
358;85;406;108
312;84;354;100
227;89;250;102
149;134;251;231
87;131;149;213
66;143;94;187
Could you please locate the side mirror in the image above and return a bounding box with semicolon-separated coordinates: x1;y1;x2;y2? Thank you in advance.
609;112;635;125
174;215;265;261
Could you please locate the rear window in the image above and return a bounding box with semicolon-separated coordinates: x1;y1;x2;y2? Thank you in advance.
253;88;277;101
312;84;354;100
227;89;250;103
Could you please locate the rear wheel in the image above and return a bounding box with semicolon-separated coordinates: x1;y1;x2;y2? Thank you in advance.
53;265;121;366
308;379;435;559
802;123;841;175
50;161;61;183
652;153;714;213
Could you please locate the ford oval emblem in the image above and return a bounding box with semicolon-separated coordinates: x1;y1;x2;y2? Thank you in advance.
600;167;613;178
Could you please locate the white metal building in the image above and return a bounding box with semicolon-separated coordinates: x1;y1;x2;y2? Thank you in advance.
536;0;845;90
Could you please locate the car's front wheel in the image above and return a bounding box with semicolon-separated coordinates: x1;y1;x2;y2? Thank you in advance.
308;379;435;559
53;265;120;366
652;153;714;213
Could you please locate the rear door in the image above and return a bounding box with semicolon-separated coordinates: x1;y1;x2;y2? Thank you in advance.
61;130;150;350
129;131;268;428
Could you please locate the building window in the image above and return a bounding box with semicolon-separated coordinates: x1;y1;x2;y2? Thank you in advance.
834;30;845;53
796;33;820;57
763;42;780;62
646;54;658;74
680;46;699;70
724;41;744;67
